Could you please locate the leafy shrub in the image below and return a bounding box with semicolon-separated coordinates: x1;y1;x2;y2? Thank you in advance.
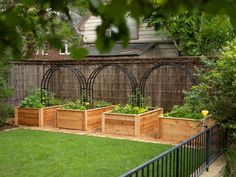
93;100;112;108
112;92;151;114
61;99;111;110
166;39;236;128
164;105;203;120
224;143;236;177
0;61;13;126
164;84;210;119
62;100;88;110
112;104;148;114
0;105;13;126
146;8;235;56
20;89;62;108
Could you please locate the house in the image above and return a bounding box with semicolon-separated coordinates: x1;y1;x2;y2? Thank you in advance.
79;13;178;58
31;12;178;60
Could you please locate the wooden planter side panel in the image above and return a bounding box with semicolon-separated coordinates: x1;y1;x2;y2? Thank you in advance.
103;114;135;136
160;117;202;141
87;106;114;131
17;108;39;126
57;110;84;130
206;119;216;128
43;107;58;127
140;109;162;138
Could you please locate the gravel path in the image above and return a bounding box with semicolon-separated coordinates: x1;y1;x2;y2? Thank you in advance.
200;155;226;177
16;125;179;145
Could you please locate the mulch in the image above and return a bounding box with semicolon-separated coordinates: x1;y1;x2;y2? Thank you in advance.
0;124;18;131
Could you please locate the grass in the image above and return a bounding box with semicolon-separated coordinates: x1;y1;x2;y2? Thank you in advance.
131;146;206;177
224;144;236;177
0;129;172;177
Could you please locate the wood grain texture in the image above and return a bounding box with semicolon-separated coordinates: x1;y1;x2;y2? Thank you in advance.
134;116;140;137
56;106;114;131
16;106;60;127
103;108;162;137
42;106;60;127
39;108;43;127
159;116;203;141
14;107;18;125
103;113;135;136
57;109;84;130
17;108;39;126
87;106;114;131
140;108;162;138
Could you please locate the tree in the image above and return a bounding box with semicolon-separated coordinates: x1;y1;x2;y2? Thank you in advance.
171;39;236;137
145;8;235;56
0;0;154;60
0;58;13;126
1;0;236;60
23;9;83;58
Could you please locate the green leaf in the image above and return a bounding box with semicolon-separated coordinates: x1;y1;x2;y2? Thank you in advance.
70;47;88;60
47;36;62;49
89;0;102;8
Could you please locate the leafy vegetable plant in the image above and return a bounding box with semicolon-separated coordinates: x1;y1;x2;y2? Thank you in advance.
61;99;111;110
164;83;211;120
20;89;62;108
93;100;112;108
164;105;203;120
112;92;151;114
112;104;148;114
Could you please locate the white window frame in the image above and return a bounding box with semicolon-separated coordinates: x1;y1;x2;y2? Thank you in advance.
105;25;119;38
59;41;70;55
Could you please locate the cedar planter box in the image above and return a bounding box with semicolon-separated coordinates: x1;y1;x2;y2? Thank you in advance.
159;116;215;142
15;106;60;127
56;105;115;131
102;108;163;138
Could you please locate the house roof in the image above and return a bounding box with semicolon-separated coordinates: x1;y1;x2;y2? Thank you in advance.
78;12;92;31
86;42;157;57
70;11;82;31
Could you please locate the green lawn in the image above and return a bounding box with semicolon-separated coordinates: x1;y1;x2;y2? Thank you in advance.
0;129;172;177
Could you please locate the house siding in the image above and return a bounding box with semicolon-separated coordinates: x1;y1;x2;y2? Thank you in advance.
83;15;168;43
84;16;101;43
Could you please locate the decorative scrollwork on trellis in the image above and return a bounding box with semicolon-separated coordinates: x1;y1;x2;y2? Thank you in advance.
86;64;138;102
40;63;198;107
139;63;198;96
40;64;86;103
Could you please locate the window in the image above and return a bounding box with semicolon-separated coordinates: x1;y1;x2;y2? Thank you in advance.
36;43;48;56
59;41;70;55
105;25;118;38
105;19;138;40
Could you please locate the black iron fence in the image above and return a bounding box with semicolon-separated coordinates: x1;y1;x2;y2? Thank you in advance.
121;124;228;177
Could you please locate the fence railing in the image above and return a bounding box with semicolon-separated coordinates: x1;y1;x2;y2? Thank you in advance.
121;124;228;177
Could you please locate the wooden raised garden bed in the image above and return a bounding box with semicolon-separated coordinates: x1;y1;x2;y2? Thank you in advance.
102;108;163;138
159;116;215;142
56;105;115;131
15;106;60;127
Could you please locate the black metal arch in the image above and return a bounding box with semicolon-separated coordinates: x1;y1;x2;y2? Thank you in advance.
40;64;86;102
87;64;138;101
139;63;198;96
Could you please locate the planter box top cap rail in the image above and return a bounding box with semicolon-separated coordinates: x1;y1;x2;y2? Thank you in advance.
159;115;203;121
58;105;114;111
